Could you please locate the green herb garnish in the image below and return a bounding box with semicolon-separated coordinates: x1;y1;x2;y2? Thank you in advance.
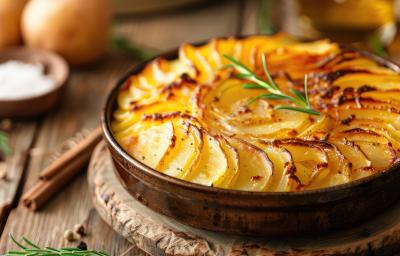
5;234;109;256
0;131;11;157
367;34;389;58
223;54;320;116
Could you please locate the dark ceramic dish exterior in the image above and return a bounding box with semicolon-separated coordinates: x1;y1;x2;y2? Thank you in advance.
102;39;400;236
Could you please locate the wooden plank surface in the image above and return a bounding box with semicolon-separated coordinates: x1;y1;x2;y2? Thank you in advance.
0;53;137;254
0;123;37;233
0;1;243;255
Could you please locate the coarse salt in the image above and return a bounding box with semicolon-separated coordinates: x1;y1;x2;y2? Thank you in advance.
0;60;55;100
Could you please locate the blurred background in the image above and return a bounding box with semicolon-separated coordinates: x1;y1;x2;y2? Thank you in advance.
3;0;400;65
107;0;400;61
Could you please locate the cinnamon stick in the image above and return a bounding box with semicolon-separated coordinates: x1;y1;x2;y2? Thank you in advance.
22;126;103;211
40;126;102;180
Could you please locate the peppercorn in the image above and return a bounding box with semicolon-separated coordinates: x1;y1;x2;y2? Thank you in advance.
77;241;88;250
63;230;74;241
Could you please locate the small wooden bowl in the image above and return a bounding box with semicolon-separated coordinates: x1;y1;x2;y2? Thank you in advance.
102;40;400;236
0;47;69;118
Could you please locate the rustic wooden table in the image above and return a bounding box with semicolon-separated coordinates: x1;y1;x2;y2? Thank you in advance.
0;1;264;255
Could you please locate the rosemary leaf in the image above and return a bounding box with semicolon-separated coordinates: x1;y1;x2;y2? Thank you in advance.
274;105;320;115
242;83;265;89
0;131;12;156
6;235;110;256
236;73;254;79
367;34;389;58
304;75;311;107
290;88;307;106
261;54;279;90
223;54;252;73
22;237;40;249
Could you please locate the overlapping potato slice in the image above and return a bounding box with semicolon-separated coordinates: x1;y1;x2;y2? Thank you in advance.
215;137;240;188
297;115;335;140
184;131;228;186
338;102;400;129
332;57;398;75
229;138;273;191
255;140;298;191
127;121;175;169
274;139;328;187
334;121;400;150
236;34;295;70
308;141;351;189
112;100;191;134
180;43;215;83
112;34;400;192
335;73;400;91
330;138;372;171
361;90;400;106
157;121;202;178
333;128;397;170
335;119;400;148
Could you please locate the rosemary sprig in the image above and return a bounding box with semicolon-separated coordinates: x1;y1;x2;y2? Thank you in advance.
223;54;320;116
5;234;110;256
0;131;12;157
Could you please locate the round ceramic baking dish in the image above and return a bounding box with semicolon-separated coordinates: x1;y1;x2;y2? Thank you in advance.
102;39;400;236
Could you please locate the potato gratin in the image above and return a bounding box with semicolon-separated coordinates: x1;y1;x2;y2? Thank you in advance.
111;34;400;192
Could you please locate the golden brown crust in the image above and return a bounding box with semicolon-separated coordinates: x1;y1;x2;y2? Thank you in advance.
111;34;400;192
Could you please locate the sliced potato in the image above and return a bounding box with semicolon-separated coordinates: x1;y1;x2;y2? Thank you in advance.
127;121;174;169
335;73;400;91
157;121;202;178
333;128;397;170
256;140;298;192
215;137;240;188
330;138;371;170
274;139;328;186
338;108;400;129
185;131;227;186
361;90;400;107
229;138;273;191
308;142;351;189
357;142;397;170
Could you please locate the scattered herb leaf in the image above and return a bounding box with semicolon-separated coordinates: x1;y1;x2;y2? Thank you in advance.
0;131;12;157
5;234;110;256
367;34;389;58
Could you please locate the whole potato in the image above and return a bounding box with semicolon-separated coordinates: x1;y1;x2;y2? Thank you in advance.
0;0;26;49
22;0;111;66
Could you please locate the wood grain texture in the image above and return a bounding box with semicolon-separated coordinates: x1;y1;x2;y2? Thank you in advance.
89;142;400;256
0;122;37;233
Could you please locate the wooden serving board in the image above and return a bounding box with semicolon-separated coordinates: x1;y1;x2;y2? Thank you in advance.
88;142;400;256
